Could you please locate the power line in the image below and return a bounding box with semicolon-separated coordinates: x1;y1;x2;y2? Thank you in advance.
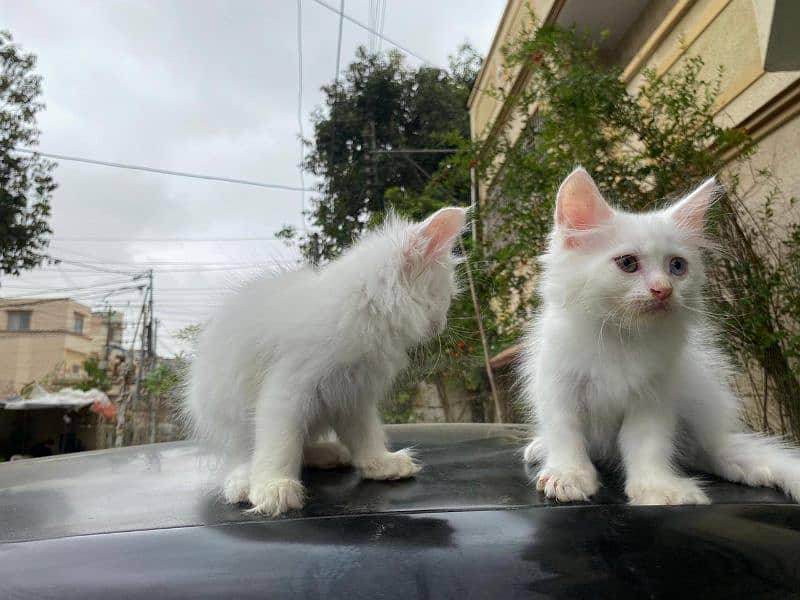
0;279;137;296
42;264;291;274
50;235;282;243
297;0;308;232
310;0;441;68
0;296;108;310
329;0;346;179
12;148;315;192
47;258;290;266
378;0;387;53
46;247;298;267
334;0;345;84
368;0;376;54
47;256;144;276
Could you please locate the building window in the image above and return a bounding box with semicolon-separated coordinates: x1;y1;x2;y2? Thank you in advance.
72;364;81;376
74;313;84;334
7;311;32;331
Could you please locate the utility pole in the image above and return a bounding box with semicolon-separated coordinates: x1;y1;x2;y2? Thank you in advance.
103;305;113;367
116;291;146;448
145;269;158;444
147;269;154;358
134;285;149;411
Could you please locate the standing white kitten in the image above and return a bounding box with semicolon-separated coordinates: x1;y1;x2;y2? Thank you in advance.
521;167;800;505
184;207;466;515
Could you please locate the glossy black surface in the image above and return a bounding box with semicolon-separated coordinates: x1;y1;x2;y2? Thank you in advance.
1;424;799;598
2;505;799;599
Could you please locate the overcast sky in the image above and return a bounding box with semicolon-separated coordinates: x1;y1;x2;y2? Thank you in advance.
0;0;505;356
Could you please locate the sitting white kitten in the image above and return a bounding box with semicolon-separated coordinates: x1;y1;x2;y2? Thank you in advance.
521;167;800;505
184;207;466;515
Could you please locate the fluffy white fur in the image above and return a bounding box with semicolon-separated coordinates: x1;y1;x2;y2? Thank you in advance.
521;167;800;505
184;207;466;515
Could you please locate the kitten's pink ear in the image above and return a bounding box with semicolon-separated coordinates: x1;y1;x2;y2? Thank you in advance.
555;167;614;245
669;177;717;236
417;206;467;259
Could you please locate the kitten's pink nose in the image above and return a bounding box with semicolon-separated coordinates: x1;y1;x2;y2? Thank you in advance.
650;283;672;301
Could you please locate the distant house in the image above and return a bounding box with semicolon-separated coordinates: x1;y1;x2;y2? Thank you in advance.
0;298;128;458
0;298;124;396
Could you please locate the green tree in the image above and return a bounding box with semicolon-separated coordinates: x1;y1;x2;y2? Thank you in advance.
143;362;182;399
75;357;110;392
279;45;481;263
0;31;56;275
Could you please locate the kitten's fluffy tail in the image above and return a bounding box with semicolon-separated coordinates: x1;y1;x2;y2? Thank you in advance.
710;432;800;502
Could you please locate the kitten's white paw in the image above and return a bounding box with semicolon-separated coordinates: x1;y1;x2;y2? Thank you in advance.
626;477;710;505
718;461;774;488
536;465;599;502
357;449;421;480
222;465;251;504
523;437;545;464
247;478;305;516
303;440;352;469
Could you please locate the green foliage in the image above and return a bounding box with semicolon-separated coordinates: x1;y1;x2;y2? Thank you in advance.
74;357;110;392
380;389;417;424
477;19;800;436
175;323;202;347
143;362;182;398
0;31;56;275
283;45;480;263
481;23;749;333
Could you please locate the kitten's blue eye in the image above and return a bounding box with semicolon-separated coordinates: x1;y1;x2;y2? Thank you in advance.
670;257;687;276
614;255;639;273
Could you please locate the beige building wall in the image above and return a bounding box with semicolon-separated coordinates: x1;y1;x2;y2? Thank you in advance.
469;0;800;209
0;298;95;394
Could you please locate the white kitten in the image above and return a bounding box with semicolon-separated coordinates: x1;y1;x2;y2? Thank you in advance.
521;167;800;505
184;207;466;515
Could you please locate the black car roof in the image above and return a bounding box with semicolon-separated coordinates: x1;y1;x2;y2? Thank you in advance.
0;423;794;544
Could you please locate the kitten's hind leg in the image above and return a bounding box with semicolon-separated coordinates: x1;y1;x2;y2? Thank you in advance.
701;432;800;502
334;402;420;480
303;440;352;469
247;380;307;516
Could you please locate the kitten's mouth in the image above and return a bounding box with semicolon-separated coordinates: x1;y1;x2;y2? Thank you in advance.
642;300;670;314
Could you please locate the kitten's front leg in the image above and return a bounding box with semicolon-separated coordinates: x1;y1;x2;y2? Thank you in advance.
525;402;600;502
247;381;307;516
620;406;709;505
335;402;420;480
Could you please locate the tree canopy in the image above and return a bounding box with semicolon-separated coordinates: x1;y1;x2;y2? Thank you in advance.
280;45;481;263
0;31;56;276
